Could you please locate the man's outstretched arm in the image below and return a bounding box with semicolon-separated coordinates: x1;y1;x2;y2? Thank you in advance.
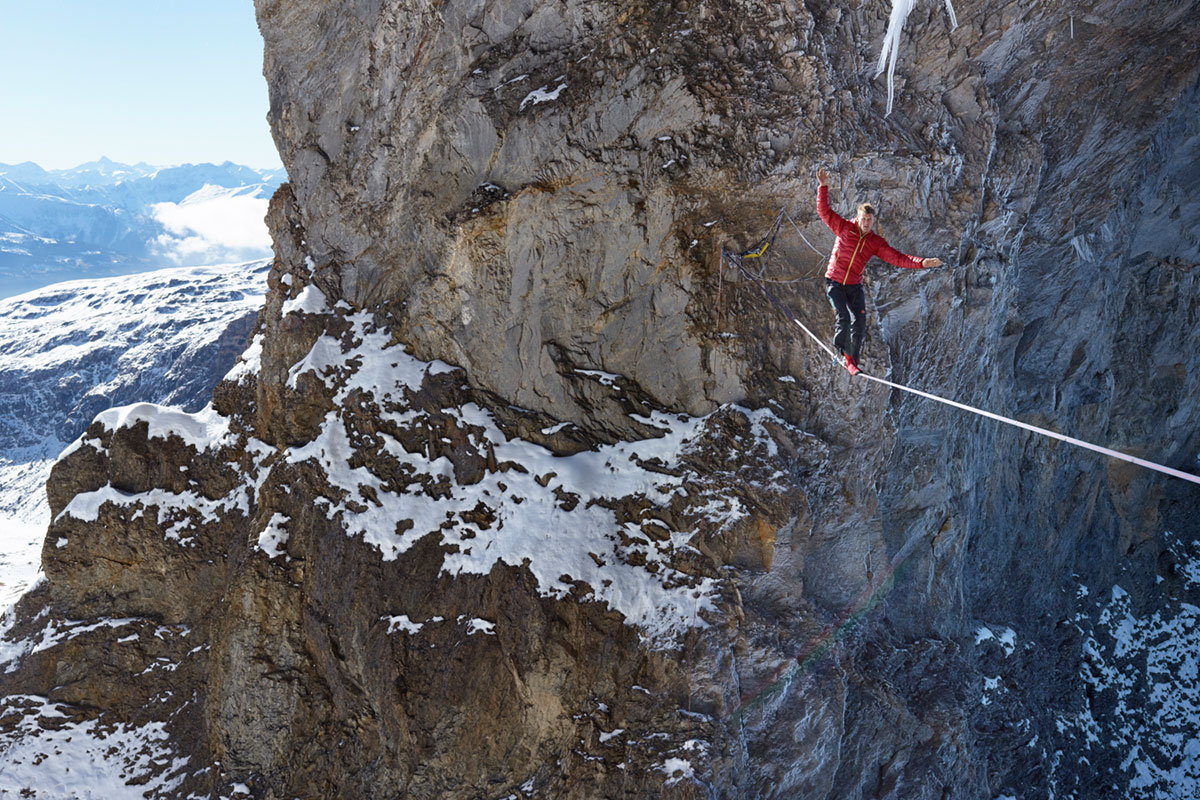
816;167;848;236
876;241;942;270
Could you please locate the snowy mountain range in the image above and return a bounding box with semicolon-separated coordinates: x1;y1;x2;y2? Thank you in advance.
0;261;268;607
0;158;284;298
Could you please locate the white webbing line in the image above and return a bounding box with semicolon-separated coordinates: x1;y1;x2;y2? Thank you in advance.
857;371;1200;486
728;251;1200;487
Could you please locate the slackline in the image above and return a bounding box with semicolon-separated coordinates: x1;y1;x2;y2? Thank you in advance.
723;251;1200;487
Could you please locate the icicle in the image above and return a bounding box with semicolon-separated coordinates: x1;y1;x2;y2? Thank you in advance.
944;0;959;30
874;0;917;116
874;0;959;117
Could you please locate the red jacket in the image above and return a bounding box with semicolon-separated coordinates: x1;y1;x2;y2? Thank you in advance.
818;185;923;284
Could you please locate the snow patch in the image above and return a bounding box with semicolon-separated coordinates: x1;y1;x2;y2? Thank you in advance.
0;695;190;798
0;615;179;673
465;617;496;636
520;80;568;111
384;615;423;635
1057;547;1200;798
224;332;265;384
975;624;1017;656
281;283;328;317
257;513;290;559
574;368;621;388
57;482;238;546
981;675;1003;706
286;314;458;393
277;313;796;647
660;757;694;786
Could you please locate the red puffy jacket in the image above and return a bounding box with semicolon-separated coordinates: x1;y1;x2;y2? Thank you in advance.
818;186;923;284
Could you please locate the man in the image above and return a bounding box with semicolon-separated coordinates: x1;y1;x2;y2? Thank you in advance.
816;167;942;375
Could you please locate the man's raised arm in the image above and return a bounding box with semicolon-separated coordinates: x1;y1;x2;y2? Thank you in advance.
816;167;848;236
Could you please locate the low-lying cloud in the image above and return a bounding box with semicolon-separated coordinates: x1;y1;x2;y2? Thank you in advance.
151;186;273;265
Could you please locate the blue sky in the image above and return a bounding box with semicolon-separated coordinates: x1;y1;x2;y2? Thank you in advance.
1;1;281;169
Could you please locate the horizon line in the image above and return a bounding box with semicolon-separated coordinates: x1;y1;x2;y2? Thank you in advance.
0;156;286;173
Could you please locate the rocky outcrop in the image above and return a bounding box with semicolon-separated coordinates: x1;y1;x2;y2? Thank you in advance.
0;262;268;517
2;0;1199;798
0;263;267;609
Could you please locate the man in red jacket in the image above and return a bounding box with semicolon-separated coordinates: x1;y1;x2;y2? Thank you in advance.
817;167;942;375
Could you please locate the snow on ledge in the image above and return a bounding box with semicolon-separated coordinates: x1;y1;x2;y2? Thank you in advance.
660;757;695;787
520;80;567;111
257;513;290;559
286;310;460;395
55;482;237;546
58;399;234;468
223;331;264;384
281;283;328;317
384;615;423;635
55;432;108;463
974;624;1016;656
278;311;794;648
91;402;231;452
574;368;621;388
465;617;496;636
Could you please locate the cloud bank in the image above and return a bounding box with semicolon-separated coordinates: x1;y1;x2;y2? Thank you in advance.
151;186;273;265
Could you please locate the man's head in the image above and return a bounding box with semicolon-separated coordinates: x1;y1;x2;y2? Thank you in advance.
856;203;877;233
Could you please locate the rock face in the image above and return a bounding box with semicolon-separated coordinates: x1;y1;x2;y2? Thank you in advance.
2;1;1199;798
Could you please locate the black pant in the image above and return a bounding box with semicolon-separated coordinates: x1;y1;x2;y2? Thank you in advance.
826;279;866;360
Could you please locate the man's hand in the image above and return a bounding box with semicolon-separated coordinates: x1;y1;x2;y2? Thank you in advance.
817;167;831;187
922;257;943;268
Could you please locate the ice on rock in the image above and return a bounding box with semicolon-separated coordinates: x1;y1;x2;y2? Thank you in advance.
875;0;959;115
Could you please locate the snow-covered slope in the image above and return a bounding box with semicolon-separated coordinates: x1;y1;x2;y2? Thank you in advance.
0;261;268;607
0;159;283;298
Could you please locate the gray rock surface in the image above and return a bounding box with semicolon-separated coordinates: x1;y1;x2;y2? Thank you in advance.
2;1;1199;798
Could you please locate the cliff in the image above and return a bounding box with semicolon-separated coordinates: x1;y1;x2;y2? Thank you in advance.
2;0;1198;798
